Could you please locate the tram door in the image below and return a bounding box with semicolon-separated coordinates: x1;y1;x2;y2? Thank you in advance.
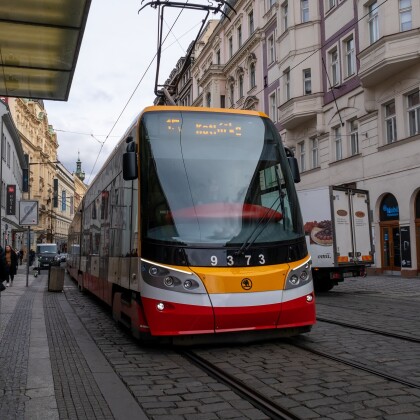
381;225;401;271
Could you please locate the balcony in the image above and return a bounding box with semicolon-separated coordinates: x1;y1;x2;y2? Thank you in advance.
278;93;323;130
200;64;225;87
358;29;420;88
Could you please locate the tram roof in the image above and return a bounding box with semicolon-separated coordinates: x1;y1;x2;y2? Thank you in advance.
142;106;268;118
0;0;91;101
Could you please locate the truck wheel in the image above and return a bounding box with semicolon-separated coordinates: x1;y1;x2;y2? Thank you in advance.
314;280;335;292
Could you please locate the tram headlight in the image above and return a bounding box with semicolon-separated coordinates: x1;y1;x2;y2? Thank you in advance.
285;259;312;290
290;274;300;286
184;280;193;289
164;276;174;287
300;270;309;282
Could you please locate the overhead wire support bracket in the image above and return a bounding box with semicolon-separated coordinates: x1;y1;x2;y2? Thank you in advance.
139;0;236;103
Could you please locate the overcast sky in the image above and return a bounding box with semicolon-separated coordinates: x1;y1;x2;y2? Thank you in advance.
45;0;214;184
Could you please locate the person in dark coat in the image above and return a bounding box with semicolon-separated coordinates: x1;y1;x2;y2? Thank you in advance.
4;245;18;287
0;245;8;291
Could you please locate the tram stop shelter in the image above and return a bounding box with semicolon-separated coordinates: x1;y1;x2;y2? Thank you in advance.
0;0;92;101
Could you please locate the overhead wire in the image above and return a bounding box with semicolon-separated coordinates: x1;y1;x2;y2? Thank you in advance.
87;3;192;183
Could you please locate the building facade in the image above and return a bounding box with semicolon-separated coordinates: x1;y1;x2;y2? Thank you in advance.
274;0;420;277
7;98;87;253
159;0;420;277
0;98;26;251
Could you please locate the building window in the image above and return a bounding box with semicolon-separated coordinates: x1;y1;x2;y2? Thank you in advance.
268;34;275;64
206;92;211;107
400;0;412;31
7;143;10;167
311;138;319;168
248;10;254;35
62;190;66;211
228;36;233;58
216;49;221;65
408;90;420;136
368;1;379;44
385;101;397;143
330;48;340;87
1;134;5;161
328;0;336;10
345;37;355;77
301;0;309;22
269;92;277;122
350;120;359;155
268;0;276;10
299;141;306;172
282;2;288;31
334;126;342;160
230;83;235;106
284;69;290;101
250;63;256;88
220;95;225;108
303;69;311;95
239;74;244;98
237;25;242;48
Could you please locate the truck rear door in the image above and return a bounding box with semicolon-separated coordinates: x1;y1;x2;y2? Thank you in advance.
331;188;373;264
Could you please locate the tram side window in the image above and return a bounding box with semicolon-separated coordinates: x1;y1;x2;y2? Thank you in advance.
100;187;111;257
109;174;133;257
82;202;91;256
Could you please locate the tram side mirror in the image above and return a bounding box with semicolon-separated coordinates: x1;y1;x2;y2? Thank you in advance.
123;137;138;180
287;157;301;183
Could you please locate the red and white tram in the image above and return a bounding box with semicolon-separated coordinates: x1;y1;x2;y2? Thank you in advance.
67;106;315;343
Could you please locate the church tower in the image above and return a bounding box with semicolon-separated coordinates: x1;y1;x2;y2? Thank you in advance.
75;151;85;182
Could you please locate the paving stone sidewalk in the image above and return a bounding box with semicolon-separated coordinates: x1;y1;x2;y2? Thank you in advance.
0;266;147;420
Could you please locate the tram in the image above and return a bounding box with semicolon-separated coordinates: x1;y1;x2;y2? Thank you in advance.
67;106;315;343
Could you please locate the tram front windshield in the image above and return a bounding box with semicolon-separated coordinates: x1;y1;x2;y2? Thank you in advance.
141;111;303;247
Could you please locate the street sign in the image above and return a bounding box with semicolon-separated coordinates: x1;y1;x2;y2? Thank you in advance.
19;200;39;226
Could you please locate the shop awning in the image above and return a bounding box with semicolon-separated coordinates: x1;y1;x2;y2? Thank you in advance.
0;0;91;101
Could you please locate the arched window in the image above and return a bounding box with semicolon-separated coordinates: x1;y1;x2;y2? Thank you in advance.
380;193;399;221
230;83;235;107
239;74;244;98
250;62;256;88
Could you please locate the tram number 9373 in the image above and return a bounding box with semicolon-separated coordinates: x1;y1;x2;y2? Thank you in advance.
210;254;266;266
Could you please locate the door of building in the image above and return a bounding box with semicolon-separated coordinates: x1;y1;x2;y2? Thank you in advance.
416;222;420;275
380;224;401;272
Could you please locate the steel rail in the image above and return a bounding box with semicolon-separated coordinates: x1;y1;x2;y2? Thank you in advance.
181;350;302;420
289;340;420;390
316;317;420;344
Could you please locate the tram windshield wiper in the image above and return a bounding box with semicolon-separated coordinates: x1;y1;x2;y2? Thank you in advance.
235;163;287;255
235;194;283;256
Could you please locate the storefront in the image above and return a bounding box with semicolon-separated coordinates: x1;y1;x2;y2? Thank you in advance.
379;194;400;274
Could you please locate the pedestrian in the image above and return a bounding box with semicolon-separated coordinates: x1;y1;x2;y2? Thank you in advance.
4;245;18;287
0;245;8;291
19;248;24;265
29;249;35;266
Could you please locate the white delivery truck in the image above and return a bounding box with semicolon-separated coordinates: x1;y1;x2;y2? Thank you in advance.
298;186;374;292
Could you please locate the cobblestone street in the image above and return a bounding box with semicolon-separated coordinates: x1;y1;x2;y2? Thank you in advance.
1;268;420;419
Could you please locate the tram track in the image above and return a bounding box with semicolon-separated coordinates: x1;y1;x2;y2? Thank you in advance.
180;350;302;420
316;316;420;343
288;338;420;390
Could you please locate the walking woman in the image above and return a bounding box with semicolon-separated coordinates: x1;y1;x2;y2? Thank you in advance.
5;245;18;287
